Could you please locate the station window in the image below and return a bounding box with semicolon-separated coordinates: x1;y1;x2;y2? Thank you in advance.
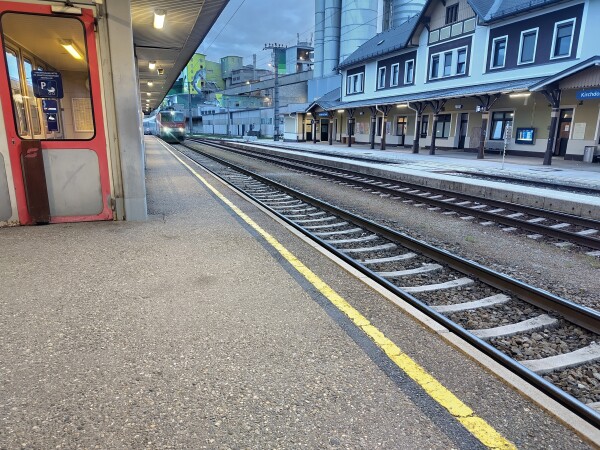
377;66;386;89
420;115;429;138
391;63;399;87
491;36;507;69
1;13;95;140
445;4;459;25
551;18;576;59
518;28;538;65
346;72;364;94
490;111;514;140
435;114;452;138
404;60;414;84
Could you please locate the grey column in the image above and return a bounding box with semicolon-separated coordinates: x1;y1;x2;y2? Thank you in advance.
105;0;147;221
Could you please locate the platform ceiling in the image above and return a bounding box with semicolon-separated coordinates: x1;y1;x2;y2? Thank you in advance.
131;0;229;113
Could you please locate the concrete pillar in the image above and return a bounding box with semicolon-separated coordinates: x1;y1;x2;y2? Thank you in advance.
105;0;147;221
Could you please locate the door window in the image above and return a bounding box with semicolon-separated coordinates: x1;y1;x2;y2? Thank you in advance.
5;47;29;136
1;13;95;140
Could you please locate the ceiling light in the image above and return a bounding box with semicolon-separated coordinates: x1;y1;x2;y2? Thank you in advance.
154;9;166;29
337;109;344;112
59;40;83;60
147;81;154;87
147;92;151;96
149;61;156;70
509;92;531;98
157;68;164;75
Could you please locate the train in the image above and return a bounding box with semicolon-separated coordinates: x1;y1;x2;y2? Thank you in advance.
144;108;186;143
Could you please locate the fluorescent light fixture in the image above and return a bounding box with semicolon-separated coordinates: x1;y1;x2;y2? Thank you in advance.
147;81;154;87
154;9;166;29
337;109;344;112
509;93;531;98
60;40;83;60
149;61;156;70
397;104;408;108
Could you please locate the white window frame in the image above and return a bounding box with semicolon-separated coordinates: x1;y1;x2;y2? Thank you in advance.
346;72;364;95
442;51;453;76
428;46;468;80
550;18;576;60
456;48;467;75
404;59;414;84
490;35;508;69
430;54;440;79
377;66;387;89
517;27;539;65
390;63;400;87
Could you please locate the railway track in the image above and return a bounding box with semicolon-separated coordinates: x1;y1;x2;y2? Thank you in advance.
188;138;600;253
175;141;600;428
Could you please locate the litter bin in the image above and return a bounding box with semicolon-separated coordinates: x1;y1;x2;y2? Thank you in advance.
583;145;596;163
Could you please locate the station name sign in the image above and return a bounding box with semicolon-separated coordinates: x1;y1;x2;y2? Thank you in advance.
576;89;600;100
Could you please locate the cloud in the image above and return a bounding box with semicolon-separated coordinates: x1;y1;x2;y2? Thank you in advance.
199;0;315;68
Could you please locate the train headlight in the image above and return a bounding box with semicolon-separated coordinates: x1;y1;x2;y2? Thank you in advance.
163;127;171;132
178;127;185;132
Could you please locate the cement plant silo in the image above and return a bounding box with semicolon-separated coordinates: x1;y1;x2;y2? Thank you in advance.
390;0;426;27
322;0;341;75
339;0;378;65
313;0;325;78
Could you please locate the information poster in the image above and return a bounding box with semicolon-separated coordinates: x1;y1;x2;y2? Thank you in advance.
72;98;94;132
572;122;586;140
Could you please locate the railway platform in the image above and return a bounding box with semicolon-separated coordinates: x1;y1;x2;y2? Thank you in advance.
1;137;598;448
222;138;600;221
257;140;600;189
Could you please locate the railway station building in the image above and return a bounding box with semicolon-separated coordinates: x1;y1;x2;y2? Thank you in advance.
298;0;600;164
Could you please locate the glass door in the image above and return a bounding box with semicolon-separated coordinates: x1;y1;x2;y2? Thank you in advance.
0;4;112;224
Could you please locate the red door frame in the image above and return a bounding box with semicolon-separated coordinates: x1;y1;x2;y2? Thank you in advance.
0;2;112;224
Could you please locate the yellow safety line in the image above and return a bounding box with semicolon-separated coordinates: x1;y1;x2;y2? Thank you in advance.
163;143;517;450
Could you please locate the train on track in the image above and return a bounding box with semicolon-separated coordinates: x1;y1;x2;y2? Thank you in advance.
144;108;186;143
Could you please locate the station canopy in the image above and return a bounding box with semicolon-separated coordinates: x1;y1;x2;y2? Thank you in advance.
131;0;229;113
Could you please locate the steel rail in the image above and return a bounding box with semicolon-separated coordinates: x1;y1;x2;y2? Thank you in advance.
178;142;600;428
191;138;600;250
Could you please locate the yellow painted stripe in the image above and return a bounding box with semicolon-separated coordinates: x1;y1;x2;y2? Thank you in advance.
162;142;517;450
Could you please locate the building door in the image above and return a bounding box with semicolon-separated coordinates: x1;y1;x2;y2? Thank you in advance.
458;113;468;149
0;4;112;225
555;109;573;157
320;119;329;141
396;116;407;146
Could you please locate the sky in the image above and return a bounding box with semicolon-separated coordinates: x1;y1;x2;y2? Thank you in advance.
198;0;315;70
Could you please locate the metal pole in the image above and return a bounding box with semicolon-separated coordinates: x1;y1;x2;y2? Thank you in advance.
273;52;280;141
188;81;193;135
478;110;489;159
413;113;421;153
430;113;439;155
